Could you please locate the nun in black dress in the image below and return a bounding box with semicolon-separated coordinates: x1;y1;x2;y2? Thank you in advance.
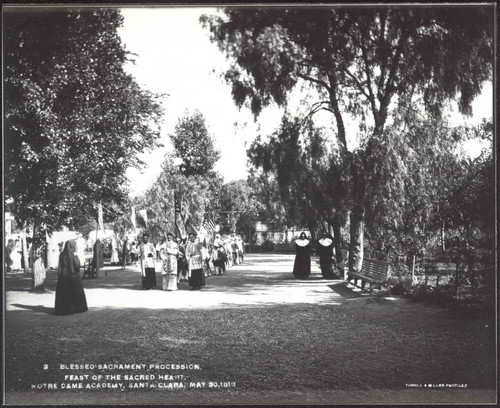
292;232;311;279
55;240;88;315
317;232;335;279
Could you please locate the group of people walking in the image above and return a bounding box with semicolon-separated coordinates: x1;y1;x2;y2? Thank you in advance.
138;232;245;291
292;232;338;279
49;230;246;316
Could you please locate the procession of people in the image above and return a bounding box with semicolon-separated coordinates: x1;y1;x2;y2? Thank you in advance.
5;224;341;319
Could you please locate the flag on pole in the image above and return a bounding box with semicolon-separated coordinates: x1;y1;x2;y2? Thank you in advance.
98;202;105;233
138;209;148;227
131;206;137;232
202;218;215;234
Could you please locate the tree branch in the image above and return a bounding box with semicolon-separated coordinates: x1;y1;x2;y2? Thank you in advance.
296;72;331;91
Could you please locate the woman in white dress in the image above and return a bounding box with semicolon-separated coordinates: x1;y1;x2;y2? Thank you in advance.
110;237;119;265
76;235;86;268
10;239;22;270
47;236;60;270
31;238;46;292
160;233;179;291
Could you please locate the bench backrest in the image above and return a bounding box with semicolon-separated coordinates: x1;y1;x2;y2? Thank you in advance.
362;258;391;281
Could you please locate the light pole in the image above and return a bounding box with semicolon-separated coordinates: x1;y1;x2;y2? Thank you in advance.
172;157;185;239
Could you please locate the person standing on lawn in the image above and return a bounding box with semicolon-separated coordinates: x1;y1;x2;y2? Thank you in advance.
31;237;47;292
11;239;22;271
54;239;88;315
317;232;335;279
130;241;138;266
140;233;157;289
91;239;104;278
293;232;311;279
110;236;119;265
75;233;86;268
5;239;14;272
160;232;179;291
211;242;224;275
121;236;129;269
186;232;206;290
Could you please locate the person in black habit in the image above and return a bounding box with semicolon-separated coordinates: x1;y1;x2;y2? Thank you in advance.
54;240;88;315
292;232;311;279
317;232;335;279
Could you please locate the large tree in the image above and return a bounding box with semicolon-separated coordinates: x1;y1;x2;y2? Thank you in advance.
4;7;163;281
202;6;493;273
135;112;222;241
4;7;163;231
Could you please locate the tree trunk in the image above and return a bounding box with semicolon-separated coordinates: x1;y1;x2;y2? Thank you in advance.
21;227;29;273
411;254;416;284
349;209;364;273
306;219;318;243
441;220;446;251
332;213;344;273
31;221;47;291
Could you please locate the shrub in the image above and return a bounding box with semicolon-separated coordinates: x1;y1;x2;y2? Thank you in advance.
409;284;434;302
261;240;275;252
388;276;413;295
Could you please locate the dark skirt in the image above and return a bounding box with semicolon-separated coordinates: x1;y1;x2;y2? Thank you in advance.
142;267;156;289
55;274;88;315
293;246;311;279
189;269;205;288
319;256;335;279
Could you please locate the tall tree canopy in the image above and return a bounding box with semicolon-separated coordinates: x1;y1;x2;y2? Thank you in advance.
170;110;220;177
202;7;492;140
4;7;163;234
135;112;222;241
202;6;493;271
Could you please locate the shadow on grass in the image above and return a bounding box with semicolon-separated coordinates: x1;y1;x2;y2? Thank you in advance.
11;303;54;314
328;282;364;299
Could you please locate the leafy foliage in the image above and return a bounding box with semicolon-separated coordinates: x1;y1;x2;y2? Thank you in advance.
134;112;222;242
202;7;493;142
218;179;263;236
170;111;220;177
203;6;493;271
4;8;163;234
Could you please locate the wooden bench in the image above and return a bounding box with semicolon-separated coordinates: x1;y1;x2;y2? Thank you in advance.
347;258;391;294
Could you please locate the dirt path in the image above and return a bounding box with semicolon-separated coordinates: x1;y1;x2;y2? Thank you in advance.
5;254;345;315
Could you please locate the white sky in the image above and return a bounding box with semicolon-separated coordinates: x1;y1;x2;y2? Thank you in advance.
119;7;493;197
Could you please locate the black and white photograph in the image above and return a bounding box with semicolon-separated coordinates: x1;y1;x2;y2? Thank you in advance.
2;2;496;405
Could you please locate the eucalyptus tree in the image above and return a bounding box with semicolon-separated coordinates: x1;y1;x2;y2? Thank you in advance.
202;5;493;272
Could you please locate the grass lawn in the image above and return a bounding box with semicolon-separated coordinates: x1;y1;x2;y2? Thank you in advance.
4;254;496;405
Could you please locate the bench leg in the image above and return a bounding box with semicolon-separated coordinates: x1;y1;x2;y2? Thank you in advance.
369;282;373;295
361;280;366;290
